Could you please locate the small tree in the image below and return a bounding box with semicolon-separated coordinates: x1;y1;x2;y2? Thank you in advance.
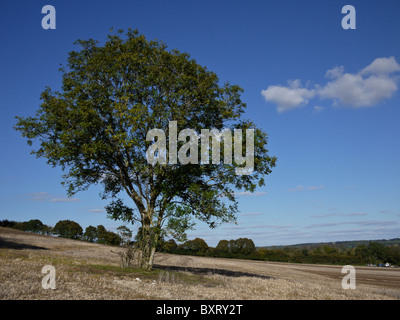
95;225;108;244
115;225;135;268
181;238;209;254
23;219;45;233
117;225;133;244
53;220;83;239
104;230;121;246
95;225;121;245
83;225;98;242
235;238;256;255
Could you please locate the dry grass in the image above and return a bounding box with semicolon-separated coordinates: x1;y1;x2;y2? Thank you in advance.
1;227;399;300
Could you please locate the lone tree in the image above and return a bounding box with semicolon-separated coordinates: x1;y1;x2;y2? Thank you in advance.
53;220;83;240
14;29;276;270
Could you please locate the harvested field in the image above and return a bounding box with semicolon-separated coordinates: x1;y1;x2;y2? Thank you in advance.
1;227;399;300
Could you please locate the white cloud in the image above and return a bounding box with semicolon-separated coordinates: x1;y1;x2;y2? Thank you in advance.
361;56;400;75
262;57;400;112
312;106;324;113
311;212;367;218
287;185;305;192
318;70;398;107
318;57;400;107
29;192;79;203
325;66;345;79
261;79;315;113
346;212;368;216
253;224;292;230
240;212;264;216
306;220;396;229
88;208;106;213
29;192;52;201
49;197;79;203
234;191;267;197
287;185;324;192
308;185;324;191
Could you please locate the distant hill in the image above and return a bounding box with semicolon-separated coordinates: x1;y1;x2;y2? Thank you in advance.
259;238;400;250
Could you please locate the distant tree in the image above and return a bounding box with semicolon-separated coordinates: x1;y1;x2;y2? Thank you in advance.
0;220;18;228
228;238;256;256
322;246;338;255
95;225;108;244
237;238;256;255
368;242;385;263
385;246;400;265
355;244;370;262
301;248;309;257
161;239;178;253
181;238;209;254
23;219;45;233
53;220;83;239
104;231;121;246
95;225;121;246
216;240;229;253
12;221;28;231
41;224;53;235
83;225;98;242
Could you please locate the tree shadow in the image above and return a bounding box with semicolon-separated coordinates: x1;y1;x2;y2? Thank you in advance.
153;264;272;280
0;237;48;250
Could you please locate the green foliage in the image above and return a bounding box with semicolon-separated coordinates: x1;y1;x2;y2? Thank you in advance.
53;220;83;239
258;242;400;265
2;217;400;266
215;240;229;253
82;225;97;242
14;29;276;269
81;224;122;245
0;219;52;234
228;238;256;256
161;236;400;266
22;219;45;233
95;225;121;246
210;238;257;258
159;239;178;252
180;238;209;255
0;220;18;228
116;225;133;245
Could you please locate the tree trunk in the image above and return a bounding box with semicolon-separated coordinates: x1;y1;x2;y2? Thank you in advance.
137;206;163;270
139;224;153;270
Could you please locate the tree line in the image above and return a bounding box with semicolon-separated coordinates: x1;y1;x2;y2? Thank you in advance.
0;219;122;246
2;218;400;266
158;237;400;266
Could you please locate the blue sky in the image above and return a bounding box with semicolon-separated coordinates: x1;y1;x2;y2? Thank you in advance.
1;0;399;246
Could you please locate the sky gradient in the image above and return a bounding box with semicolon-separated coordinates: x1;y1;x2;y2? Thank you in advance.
1;0;399;246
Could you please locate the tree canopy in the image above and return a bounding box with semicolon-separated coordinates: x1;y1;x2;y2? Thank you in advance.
14;29;276;269
53;220;83;240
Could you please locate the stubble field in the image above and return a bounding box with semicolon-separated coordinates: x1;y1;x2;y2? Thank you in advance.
1;226;399;300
